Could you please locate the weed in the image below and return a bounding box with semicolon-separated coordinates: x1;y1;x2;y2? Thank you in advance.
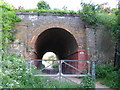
96;64;118;88
80;76;94;88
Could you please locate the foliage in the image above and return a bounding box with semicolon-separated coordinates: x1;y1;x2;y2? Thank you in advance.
1;1;21;50
96;64;119;88
1;54;26;88
17;8;78;16
1;53;80;88
80;2;120;41
80;2;100;25
52;64;58;68
0;0;14;12
96;64;115;78
37;1;50;10
81;76;94;88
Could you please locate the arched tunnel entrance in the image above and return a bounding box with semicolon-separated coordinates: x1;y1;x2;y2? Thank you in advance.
34;28;79;74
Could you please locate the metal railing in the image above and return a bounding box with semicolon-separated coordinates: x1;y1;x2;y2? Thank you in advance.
27;60;90;76
26;59;95;87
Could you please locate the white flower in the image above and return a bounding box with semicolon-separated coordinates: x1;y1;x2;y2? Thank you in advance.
5;70;9;74
0;86;3;88
9;83;14;87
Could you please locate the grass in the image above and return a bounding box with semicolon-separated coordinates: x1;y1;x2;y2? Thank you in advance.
95;64;119;88
16;8;79;16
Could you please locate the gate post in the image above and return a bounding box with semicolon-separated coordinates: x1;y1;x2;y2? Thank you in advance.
92;58;96;88
58;60;62;79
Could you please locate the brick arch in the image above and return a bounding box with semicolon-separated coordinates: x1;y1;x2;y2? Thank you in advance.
28;23;86;74
29;22;78;48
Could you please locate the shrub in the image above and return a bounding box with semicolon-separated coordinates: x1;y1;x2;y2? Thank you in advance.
80;2;99;25
96;64;115;78
80;76;94;88
80;2;119;41
1;1;21;49
96;64;118;88
37;1;50;10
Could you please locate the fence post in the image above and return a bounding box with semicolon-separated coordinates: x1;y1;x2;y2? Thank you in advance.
92;59;96;88
58;60;62;79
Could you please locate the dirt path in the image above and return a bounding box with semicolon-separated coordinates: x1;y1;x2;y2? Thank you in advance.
52;77;111;88
95;82;109;88
66;77;111;88
33;68;111;88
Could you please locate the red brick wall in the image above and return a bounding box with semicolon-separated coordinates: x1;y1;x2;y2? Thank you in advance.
64;49;88;74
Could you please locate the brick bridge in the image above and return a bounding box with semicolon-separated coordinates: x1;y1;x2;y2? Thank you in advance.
14;11;114;74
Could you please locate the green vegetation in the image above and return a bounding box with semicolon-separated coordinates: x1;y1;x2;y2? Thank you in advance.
1;1;21;50
2;53;80;88
37;1;50;10
17;8;78;16
81;76;94;88
80;2;120;88
17;0;78;16
80;2;120;41
52;64;58;68
96;64;119;88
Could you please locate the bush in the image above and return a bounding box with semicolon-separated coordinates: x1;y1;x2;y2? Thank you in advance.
81;76;94;88
80;2;99;25
1;53;80;88
96;64;115;78
96;64;118;88
80;2;119;41
37;1;50;10
1;1;21;49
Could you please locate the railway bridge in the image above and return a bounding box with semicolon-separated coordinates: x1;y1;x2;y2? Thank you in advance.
13;11;114;73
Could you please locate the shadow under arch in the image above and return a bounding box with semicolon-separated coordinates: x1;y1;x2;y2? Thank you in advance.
30;23;79;48
35;27;78;59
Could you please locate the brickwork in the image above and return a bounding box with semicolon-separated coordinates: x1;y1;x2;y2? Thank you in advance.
14;11;115;73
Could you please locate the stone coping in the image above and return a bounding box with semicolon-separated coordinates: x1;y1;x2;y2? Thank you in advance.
16;11;80;17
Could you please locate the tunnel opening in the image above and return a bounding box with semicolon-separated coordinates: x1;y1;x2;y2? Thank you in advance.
35;28;78;59
42;52;58;68
41;52;59;74
34;28;78;73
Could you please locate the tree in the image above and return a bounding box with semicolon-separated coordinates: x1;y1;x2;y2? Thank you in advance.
37;1;50;10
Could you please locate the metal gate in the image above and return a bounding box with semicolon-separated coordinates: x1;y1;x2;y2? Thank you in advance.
26;59;95;88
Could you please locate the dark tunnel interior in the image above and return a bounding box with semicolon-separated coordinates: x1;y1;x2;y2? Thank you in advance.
35;28;78;59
